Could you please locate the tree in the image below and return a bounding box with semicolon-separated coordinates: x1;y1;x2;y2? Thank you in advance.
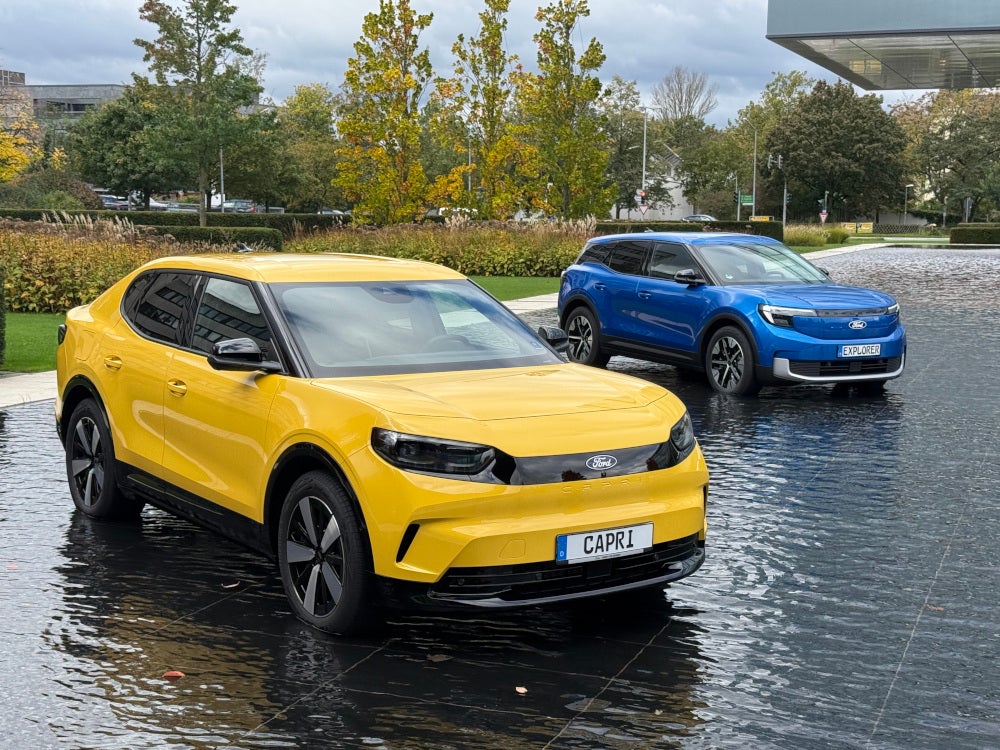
134;0;262;225
600;77;644;218
766;81;907;221
277;84;343;212
66;82;191;206
896;90;1000;222
0;86;43;182
651;66;718;123
517;0;613;219
334;0;433;224
435;0;538;219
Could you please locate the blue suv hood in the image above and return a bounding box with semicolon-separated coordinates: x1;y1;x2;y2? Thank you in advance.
747;282;895;311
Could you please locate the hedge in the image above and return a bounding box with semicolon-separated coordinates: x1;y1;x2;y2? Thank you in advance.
950;224;1000;244
145;225;283;251
0;208;343;236
0;260;6;368
594;219;785;241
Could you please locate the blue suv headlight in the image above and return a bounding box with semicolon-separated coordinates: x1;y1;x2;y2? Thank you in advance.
758;304;817;328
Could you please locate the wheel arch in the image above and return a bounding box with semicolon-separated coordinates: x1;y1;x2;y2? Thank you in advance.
263;443;367;557
558;293;597;328
58;376;106;446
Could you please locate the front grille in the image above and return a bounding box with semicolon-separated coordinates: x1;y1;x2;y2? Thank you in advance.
429;534;702;604
789;356;901;377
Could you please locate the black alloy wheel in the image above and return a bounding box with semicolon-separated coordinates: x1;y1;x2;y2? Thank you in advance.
706;326;760;396
564;307;611;367
65;400;141;520
278;471;375;634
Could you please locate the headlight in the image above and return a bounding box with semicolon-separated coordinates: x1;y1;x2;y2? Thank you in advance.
669;412;697;462
886;303;899;315
758;304;817;328
371;428;496;475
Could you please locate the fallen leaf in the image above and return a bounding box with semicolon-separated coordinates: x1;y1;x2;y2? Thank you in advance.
163;670;185;682
426;654;451;663
221;582;241;589
927;605;945;611
515;686;528;695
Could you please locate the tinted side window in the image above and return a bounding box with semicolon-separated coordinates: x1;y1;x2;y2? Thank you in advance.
649;242;697;279
576;242;611;265
606;240;649;276
192;277;273;357
126;272;198;345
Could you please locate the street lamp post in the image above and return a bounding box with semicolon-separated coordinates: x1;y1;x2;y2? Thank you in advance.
751;128;758;217
903;183;914;226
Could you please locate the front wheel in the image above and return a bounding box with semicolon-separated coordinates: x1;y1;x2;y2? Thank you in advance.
278;471;376;635
705;326;760;396
65;399;142;520
564;307;611;367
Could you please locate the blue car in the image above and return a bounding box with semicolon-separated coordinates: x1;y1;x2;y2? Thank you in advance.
558;232;905;396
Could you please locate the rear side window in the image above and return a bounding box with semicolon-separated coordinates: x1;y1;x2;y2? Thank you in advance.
122;271;198;345
576;242;611;265
606;240;649;276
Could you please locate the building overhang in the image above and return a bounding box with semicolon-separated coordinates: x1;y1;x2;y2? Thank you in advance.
767;0;1000;90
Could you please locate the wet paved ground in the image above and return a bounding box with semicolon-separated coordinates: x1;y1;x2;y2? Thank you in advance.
1;246;998;749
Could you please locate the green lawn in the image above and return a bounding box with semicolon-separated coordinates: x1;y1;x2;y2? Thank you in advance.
470;276;561;299
2;313;64;373
0;278;559;374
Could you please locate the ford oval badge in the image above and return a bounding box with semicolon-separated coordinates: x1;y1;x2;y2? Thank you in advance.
849;320;867;330
586;455;618;471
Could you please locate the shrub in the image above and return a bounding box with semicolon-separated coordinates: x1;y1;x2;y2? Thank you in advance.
286;222;586;277
824;226;850;244
782;224;829;247
0;170;102;210
0;217;199;313
146;225;283;251
950;224;1000;244
0;259;6;367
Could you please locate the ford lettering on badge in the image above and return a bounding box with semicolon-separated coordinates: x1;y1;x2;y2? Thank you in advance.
586;455;618;471
848;320;867;330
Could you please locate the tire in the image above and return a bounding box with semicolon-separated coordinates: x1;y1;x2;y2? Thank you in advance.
278;471;376;635
65;399;142;520
857;380;887;396
564;307;611;367
705;326;760;396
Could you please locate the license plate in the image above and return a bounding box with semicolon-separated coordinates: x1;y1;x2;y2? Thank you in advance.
556;523;653;564
839;344;881;358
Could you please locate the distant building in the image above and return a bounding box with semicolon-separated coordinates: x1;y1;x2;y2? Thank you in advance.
0;70;126;122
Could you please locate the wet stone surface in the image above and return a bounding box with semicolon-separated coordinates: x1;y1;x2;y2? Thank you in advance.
1;246;998;749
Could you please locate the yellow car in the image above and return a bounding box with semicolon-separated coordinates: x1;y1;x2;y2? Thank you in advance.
56;253;708;634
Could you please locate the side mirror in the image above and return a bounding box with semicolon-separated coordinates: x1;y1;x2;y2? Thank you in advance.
536;325;569;354
674;268;705;286
208;338;282;373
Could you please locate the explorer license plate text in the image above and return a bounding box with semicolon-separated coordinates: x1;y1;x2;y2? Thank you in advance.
556;523;653;564
839;344;881;358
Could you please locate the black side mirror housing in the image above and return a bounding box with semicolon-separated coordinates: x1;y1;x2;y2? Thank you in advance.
208;338;283;373
537;325;570;354
674;268;705;286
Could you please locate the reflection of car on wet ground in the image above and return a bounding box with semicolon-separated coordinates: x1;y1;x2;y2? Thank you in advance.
55;253;708;634
558;232;906;396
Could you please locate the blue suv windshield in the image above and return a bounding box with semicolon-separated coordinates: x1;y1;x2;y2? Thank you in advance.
695;242;829;284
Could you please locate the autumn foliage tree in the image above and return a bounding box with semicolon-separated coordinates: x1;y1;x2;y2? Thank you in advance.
516;0;613;219
334;0;433;224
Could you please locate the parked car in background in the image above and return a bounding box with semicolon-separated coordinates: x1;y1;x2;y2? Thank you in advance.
558;232;905;396
99;194;130;210
56;253;708;634
221;199;257;212
682;214;717;223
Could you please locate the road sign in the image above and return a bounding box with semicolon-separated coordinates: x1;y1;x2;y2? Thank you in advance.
820;209;828;224
739;194;753;206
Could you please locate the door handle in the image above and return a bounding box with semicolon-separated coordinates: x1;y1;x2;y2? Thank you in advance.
166;379;188;397
638;290;652;299
103;356;123;371
594;283;607;291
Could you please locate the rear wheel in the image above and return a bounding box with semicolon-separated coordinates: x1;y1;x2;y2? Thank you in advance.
65;399;142;520
705;326;760;396
278;471;376;634
564;307;610;367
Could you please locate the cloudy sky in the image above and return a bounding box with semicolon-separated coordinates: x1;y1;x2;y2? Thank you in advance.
0;0;916;126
